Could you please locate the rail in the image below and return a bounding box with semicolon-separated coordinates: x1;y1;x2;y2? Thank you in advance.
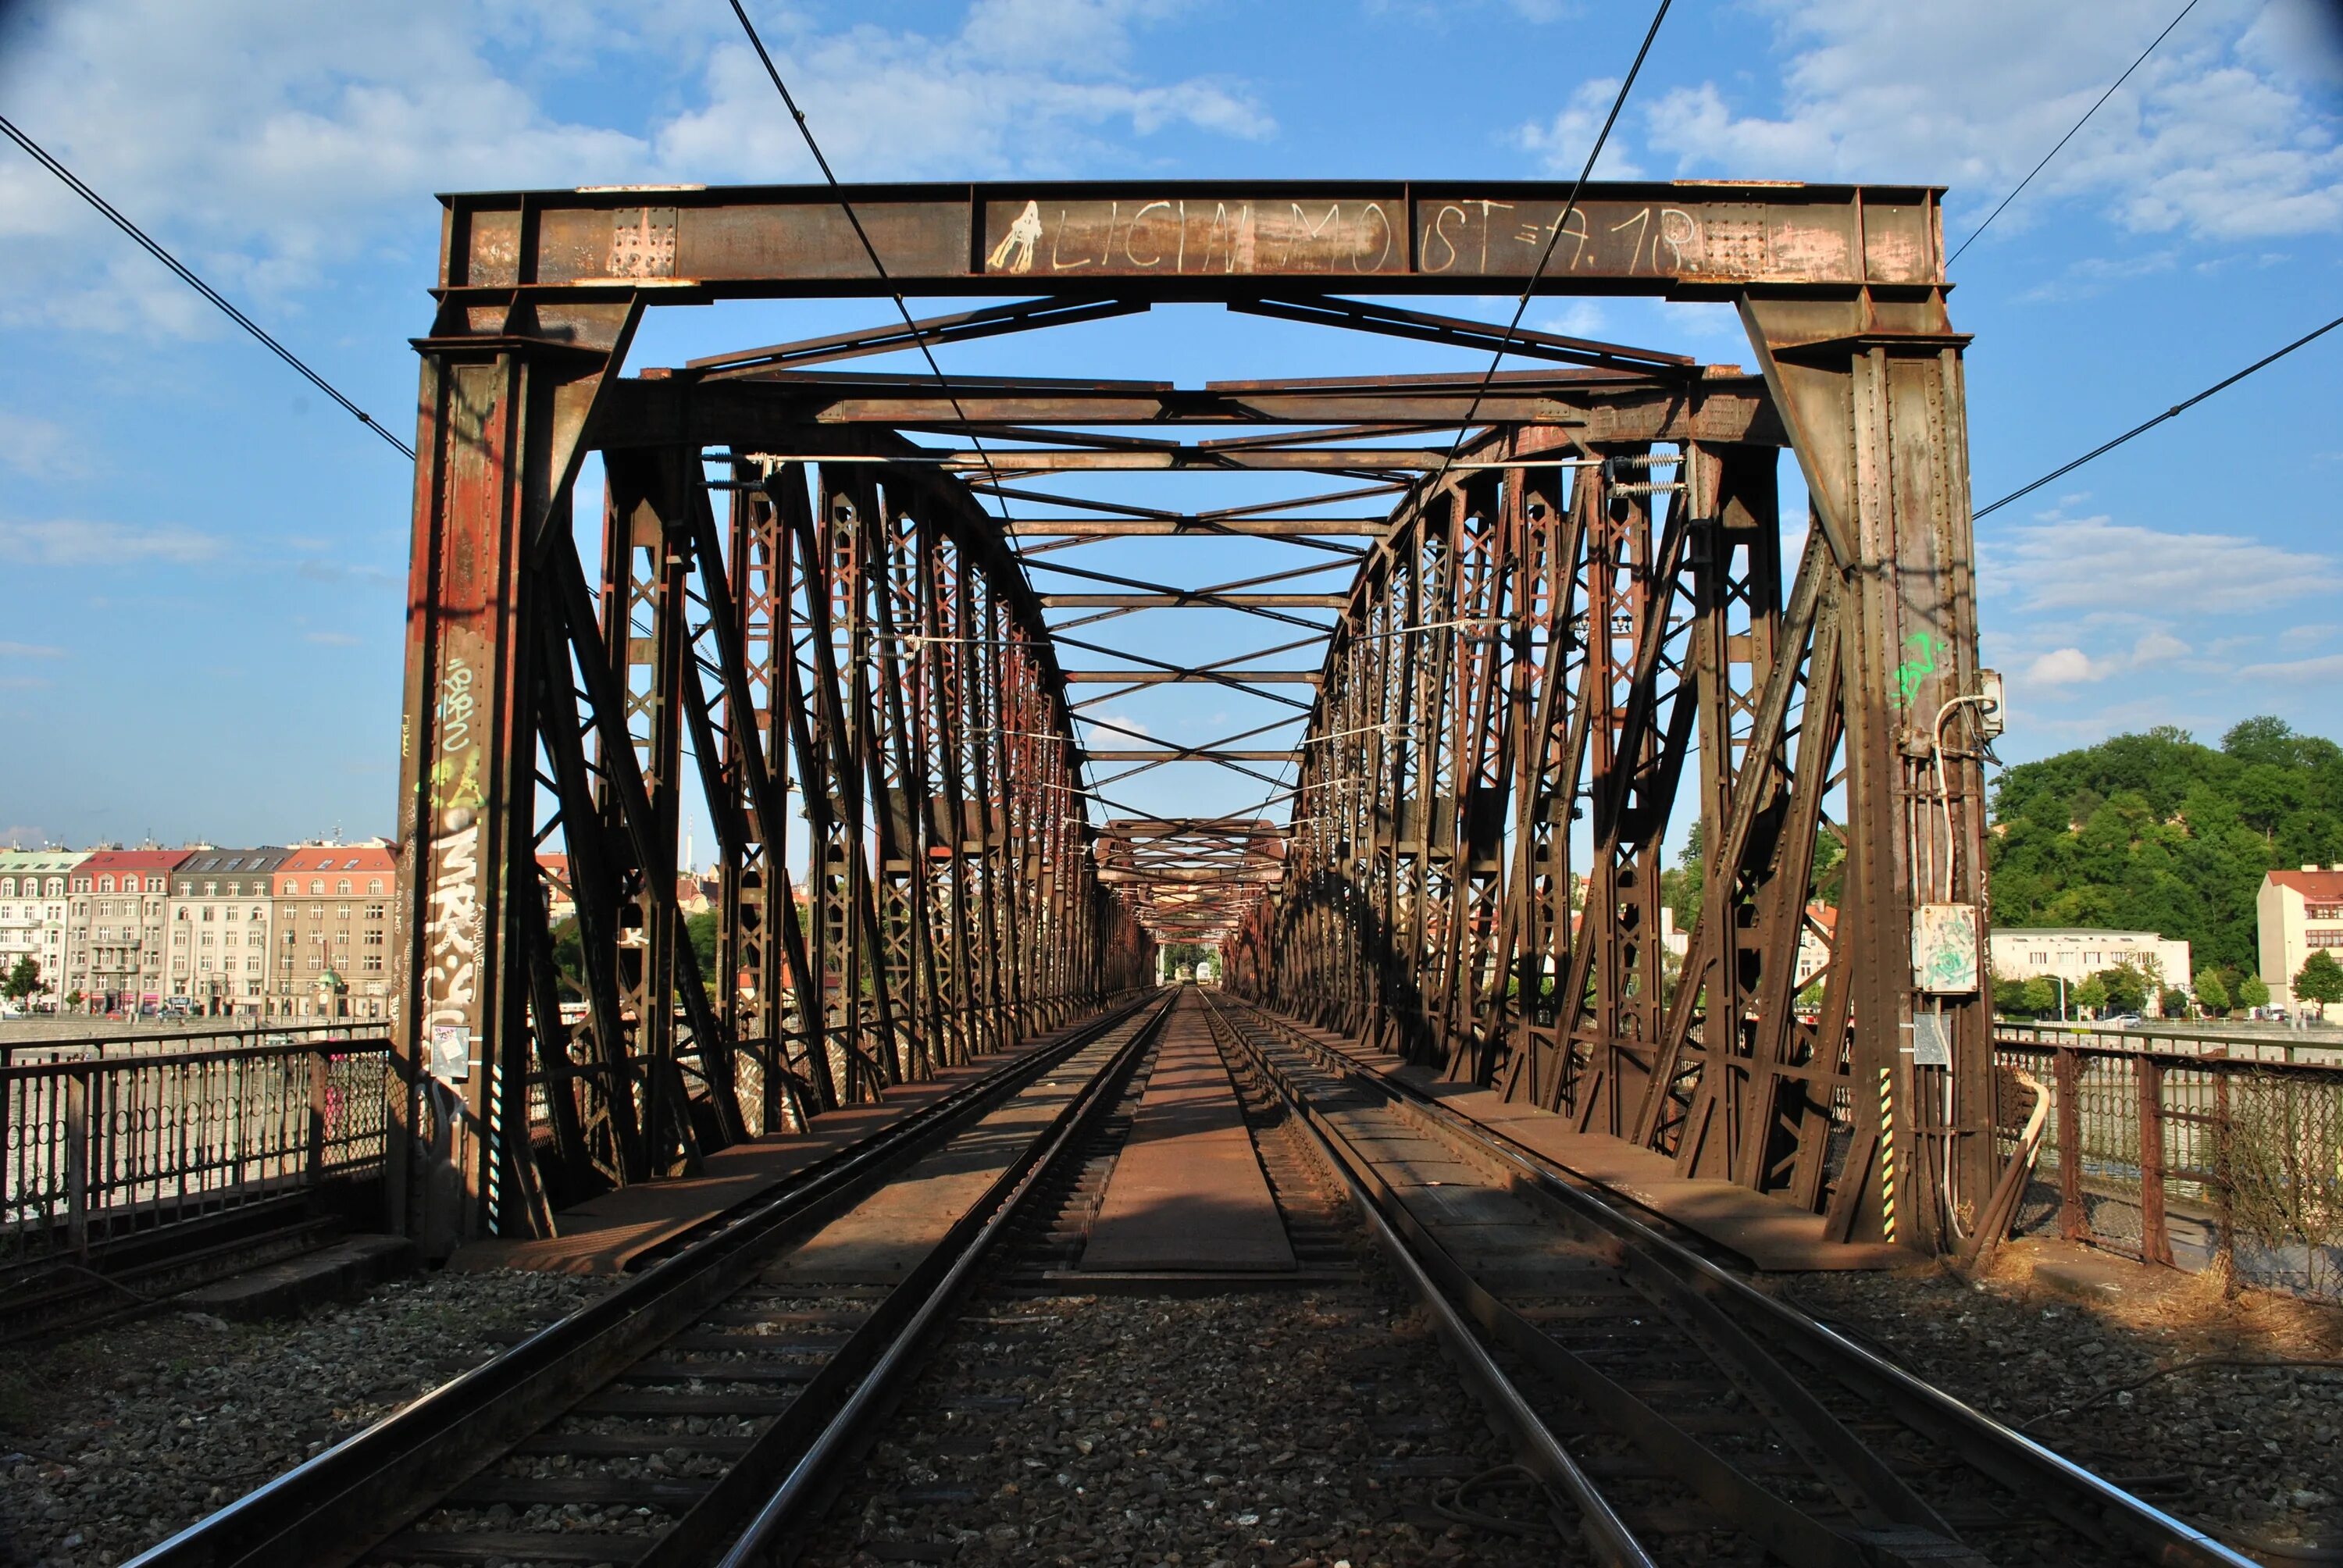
1990;1032;2343;1300
2;1036;394;1261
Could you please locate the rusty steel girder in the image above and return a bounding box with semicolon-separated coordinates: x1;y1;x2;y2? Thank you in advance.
390;180;1992;1256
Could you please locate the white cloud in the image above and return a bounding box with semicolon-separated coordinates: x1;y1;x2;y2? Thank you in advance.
2025;647;2102;686
0;1;1270;335
1635;0;2343;243
0;412;80;478
1516;78;1646;177
2234;650;2343;682
305;631;364;647
0;519;223;566
1984;513;2342;615
0;641;66;659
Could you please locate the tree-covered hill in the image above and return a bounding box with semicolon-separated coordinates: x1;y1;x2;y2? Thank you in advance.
1987;718;2343;977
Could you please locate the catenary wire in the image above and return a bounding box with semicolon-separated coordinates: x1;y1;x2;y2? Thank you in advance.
721;2;1102;819
0;111;414;461
1230;0;1673;870
1974;310;2342;518
1408;0;1671;512
1948;0;2200;265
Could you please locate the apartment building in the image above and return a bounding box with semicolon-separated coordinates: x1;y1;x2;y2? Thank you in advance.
273;843;397;1021
0;850;85;1010
2259;866;2343;1010
66;849;191;1010
1988;926;2192;1014
165;848;291;1017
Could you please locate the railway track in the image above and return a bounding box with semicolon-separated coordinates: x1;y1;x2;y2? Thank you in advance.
124;992;1174;1568
1196;989;2256;1568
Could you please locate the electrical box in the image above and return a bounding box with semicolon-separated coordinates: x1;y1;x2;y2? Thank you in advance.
1912;902;1980;994
1975;668;2005;738
1910;1012;1952;1067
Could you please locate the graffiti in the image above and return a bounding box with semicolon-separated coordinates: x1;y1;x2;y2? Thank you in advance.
984;198;1398;277
1893;631;1946;707
422;653;483;1080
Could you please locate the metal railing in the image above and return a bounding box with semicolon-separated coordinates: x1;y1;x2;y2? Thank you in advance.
1;1017;383;1067
1992;1032;2343;1302
2;1036;394;1261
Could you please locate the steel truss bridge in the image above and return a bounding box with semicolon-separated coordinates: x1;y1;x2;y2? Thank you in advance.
388;180;1995;1260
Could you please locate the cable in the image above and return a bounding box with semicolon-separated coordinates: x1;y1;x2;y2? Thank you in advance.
722;3;1102;829
1974;311;2343;518
1412;0;1672;511
1948;0;2200;265
0;112;414;461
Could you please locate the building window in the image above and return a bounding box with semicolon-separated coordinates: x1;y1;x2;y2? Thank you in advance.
310;879;324;896
365;904;384;921
307;953;323;971
225;907;238;921
2309;930;2343;950
368;879;384;895
337;905;351;921
2309;903;2343;921
362;955;383;972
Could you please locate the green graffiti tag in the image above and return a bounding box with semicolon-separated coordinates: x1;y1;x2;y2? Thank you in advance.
1893;631;1946;707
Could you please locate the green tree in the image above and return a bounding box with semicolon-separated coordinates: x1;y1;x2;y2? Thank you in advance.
2237;973;2271;1010
2;955;41;1013
2093;964;2150;1015
2159;986;2189;1018
2072;975;2109;1016
65;988;83;1011
2194;966;2230;1015
1992;974;2031;1016
1987;717;2343;976
2021;975;2060;1017
2289;951;2341;1017
1661;821;1706;935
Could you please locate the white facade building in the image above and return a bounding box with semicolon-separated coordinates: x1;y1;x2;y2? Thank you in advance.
165;848;291;1017
0;850;84;1010
1988;927;2192;1014
2258;866;2343;1011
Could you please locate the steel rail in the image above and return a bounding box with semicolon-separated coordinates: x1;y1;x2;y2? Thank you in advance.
123;991;1164;1568
1191;989;1657;1568
1229;998;2259;1568
715;989;1179;1564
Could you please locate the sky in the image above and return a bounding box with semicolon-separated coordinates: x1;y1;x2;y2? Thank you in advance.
0;0;2339;858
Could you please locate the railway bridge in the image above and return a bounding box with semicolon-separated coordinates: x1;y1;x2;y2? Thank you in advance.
389;178;1997;1262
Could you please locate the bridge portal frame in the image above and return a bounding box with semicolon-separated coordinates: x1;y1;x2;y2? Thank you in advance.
390;180;1994;1256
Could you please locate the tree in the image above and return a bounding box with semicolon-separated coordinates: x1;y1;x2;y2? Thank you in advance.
2;955;41;1013
2021;975;2060;1017
1992;974;2031;1016
2237;973;2271;1010
2093;964;2150;1015
2194;966;2229;1015
65;988;83;1012
2160;986;2190;1019
2291;951;2343;1019
2072;975;2109;1017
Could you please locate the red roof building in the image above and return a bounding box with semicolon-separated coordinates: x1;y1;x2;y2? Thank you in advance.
273;844;398;1021
65;849;191;1010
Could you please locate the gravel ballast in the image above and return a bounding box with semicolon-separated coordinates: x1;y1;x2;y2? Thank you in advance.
801;1289;1561;1568
1774;1242;2343;1558
0;1269;610;1568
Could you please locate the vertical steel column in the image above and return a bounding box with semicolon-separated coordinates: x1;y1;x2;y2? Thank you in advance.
1742;288;1994;1251
390;297;638;1254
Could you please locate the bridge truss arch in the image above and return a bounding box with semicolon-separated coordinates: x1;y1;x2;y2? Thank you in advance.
390;180;1995;1258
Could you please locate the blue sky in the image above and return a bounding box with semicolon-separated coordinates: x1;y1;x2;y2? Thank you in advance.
1;0;2338;858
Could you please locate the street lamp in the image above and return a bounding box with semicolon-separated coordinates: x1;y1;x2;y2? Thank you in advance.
2053;973;2068;1024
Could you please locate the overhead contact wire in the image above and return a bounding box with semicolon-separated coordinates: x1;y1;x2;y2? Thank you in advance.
1974;311;2343;518
722;2;1102;821
0;112;414;461
1948;0;2202;265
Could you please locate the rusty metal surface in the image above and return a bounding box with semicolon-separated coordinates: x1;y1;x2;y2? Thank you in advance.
433;180;1946;301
